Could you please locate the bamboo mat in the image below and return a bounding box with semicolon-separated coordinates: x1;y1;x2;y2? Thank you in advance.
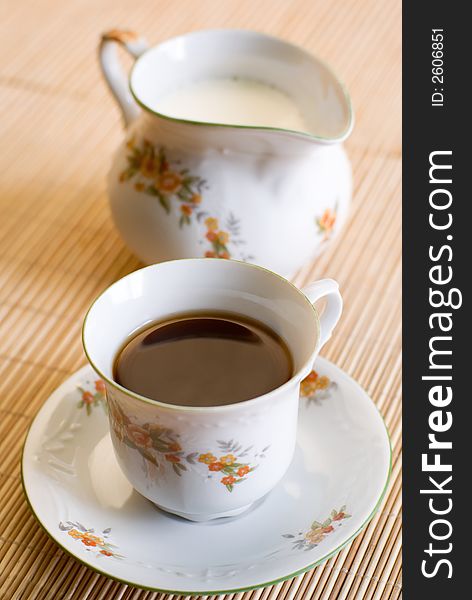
0;0;401;598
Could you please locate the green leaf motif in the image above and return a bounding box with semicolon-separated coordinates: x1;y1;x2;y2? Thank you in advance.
123;438;137;451
141;449;159;467
322;518;332;527
158;194;171;213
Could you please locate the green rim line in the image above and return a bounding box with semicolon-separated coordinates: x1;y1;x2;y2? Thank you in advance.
20;360;392;596
127;29;354;144
82;258;321;414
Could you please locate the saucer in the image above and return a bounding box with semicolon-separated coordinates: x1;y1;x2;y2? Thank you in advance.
22;358;391;595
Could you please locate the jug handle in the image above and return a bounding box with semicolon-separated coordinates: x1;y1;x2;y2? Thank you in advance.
301;279;343;351
99;29;149;127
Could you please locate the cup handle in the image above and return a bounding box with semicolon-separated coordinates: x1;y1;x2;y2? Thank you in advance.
99;29;149;127
302;279;343;351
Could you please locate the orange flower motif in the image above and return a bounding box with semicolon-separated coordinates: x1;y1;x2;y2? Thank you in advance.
300;370;332;398
209;462;223;472
82;533;104;545
237;465;250;477
165;454;180;463
220;454;236;466
204;217;219;231
305;529;325;544
127;424;153;448
219;251;230;260
168;442;181;452
95;380;106;394
68;529;83;539
322;525;334;533
317;376;330;390
221;475;236;486
332;511;346;521
206;230;217;242
100;550;113;556
140;158;157;178
191;193;202;205
205;251;216;258
82;391;94;405
180;204;193;216
81;538;97;547
198;453;217;464
217;231;229;245
157;171;182;193
306;371;319;383
317;208;336;239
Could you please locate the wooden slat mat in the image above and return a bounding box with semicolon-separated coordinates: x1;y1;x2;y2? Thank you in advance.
0;0;401;597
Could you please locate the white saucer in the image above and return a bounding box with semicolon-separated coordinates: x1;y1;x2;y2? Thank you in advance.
22;358;391;595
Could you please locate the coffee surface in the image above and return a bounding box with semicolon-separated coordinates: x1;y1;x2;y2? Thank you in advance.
113;312;293;406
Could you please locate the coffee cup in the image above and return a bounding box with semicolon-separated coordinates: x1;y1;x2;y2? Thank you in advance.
82;258;342;521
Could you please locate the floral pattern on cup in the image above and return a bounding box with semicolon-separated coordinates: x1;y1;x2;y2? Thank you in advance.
198;439;267;492
316;205;337;240
108;395;268;489
119;138;206;227
282;506;351;551
59;521;123;558
77;379;107;415
108;395;191;476
300;370;337;406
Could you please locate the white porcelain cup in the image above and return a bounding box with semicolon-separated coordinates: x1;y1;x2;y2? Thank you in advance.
82;259;342;521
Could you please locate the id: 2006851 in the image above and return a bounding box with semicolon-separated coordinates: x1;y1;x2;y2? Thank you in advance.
432;29;444;107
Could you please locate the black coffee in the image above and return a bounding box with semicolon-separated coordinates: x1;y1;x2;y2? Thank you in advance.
113;312;293;406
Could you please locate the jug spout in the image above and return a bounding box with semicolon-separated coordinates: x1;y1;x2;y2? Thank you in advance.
100;29;352;145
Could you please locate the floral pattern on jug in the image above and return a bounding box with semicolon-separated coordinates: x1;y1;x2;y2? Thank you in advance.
203;217;231;259
59;521;123;558
101;29;353;278
119;138;207;227
282;506;351;551
316;205;337;240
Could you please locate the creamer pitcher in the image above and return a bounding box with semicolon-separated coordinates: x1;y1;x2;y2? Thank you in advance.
99;29;353;278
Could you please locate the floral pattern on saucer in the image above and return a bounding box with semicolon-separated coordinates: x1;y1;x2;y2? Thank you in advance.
23;360;392;593
77;379;107;416
282;506;351;551
300;370;337;405
59;521;123;558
